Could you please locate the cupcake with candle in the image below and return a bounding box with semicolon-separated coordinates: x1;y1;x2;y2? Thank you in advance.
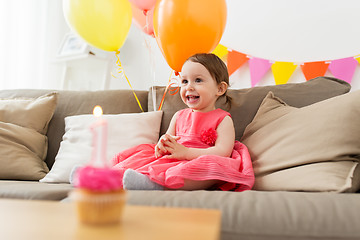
70;105;126;225
71;166;126;225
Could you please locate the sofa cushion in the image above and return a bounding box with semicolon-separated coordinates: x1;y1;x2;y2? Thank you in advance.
0;89;149;169
241;91;360;192
127;190;360;240
0;93;57;180
0;92;57;135
148;77;351;140
40;111;163;183
0;181;72;200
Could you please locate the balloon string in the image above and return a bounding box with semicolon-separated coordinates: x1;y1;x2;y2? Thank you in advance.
158;70;180;111
144;10;149;35
142;10;155;37
140;24;157;111
169;82;180;95
113;51;144;112
157;71;172;111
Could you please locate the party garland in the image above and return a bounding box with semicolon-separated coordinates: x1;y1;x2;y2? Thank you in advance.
212;44;360;87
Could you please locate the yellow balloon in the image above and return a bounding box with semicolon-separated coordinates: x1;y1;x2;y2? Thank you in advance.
63;0;132;51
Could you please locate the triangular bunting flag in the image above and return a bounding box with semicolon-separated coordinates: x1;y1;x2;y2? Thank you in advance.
248;57;272;87
355;55;360;65
212;44;228;61
328;57;357;84
301;61;329;81
227;50;248;76
272;62;297;85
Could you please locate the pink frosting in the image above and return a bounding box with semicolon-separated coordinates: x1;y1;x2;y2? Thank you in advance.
75;166;123;192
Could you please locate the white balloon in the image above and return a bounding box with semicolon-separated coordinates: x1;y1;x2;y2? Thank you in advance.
221;0;360;62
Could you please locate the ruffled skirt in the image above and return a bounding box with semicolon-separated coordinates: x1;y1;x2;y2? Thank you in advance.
112;141;254;191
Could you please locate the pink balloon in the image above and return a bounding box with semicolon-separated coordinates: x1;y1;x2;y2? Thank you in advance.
128;0;156;12
131;4;154;37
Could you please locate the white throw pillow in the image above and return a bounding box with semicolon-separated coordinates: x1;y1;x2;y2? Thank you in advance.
40;111;163;183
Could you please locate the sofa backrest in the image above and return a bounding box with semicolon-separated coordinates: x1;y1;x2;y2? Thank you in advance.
149;77;351;140
0;89;148;169
0;77;350;170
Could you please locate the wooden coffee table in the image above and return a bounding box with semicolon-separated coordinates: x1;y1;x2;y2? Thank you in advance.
0;199;221;240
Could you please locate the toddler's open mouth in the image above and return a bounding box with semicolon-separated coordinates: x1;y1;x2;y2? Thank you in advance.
186;95;200;103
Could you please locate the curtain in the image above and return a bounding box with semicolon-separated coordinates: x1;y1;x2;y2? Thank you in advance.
0;0;48;89
0;0;52;90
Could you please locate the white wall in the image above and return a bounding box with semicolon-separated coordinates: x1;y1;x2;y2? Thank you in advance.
53;0;360;91
43;0;72;89
109;24;172;90
221;0;360;91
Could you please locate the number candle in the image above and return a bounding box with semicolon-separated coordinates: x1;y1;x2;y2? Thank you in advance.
90;105;108;167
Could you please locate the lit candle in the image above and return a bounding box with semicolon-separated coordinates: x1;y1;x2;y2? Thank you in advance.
90;105;108;167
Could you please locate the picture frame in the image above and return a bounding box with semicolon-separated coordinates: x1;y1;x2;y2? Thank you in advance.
57;33;89;59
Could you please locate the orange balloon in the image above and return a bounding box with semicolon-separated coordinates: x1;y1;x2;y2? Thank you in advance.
153;0;227;72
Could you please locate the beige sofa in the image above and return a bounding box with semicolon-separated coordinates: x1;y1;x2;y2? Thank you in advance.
1;77;360;240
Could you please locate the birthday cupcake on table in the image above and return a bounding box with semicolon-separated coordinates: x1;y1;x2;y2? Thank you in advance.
71;166;126;225
70;106;126;225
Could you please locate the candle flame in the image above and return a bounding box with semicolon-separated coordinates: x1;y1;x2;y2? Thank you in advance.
93;105;103;117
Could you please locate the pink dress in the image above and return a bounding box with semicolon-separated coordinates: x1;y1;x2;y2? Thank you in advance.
112;108;255;191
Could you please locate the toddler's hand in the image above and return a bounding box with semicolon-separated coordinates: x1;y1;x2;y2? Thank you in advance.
155;134;180;158
155;137;167;158
162;135;188;160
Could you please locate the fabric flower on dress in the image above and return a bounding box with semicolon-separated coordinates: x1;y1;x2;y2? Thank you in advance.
201;128;218;146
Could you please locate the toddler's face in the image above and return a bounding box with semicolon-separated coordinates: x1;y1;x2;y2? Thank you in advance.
180;61;221;112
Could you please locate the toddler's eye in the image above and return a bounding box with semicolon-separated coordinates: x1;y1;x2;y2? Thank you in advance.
195;78;202;83
181;79;188;85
